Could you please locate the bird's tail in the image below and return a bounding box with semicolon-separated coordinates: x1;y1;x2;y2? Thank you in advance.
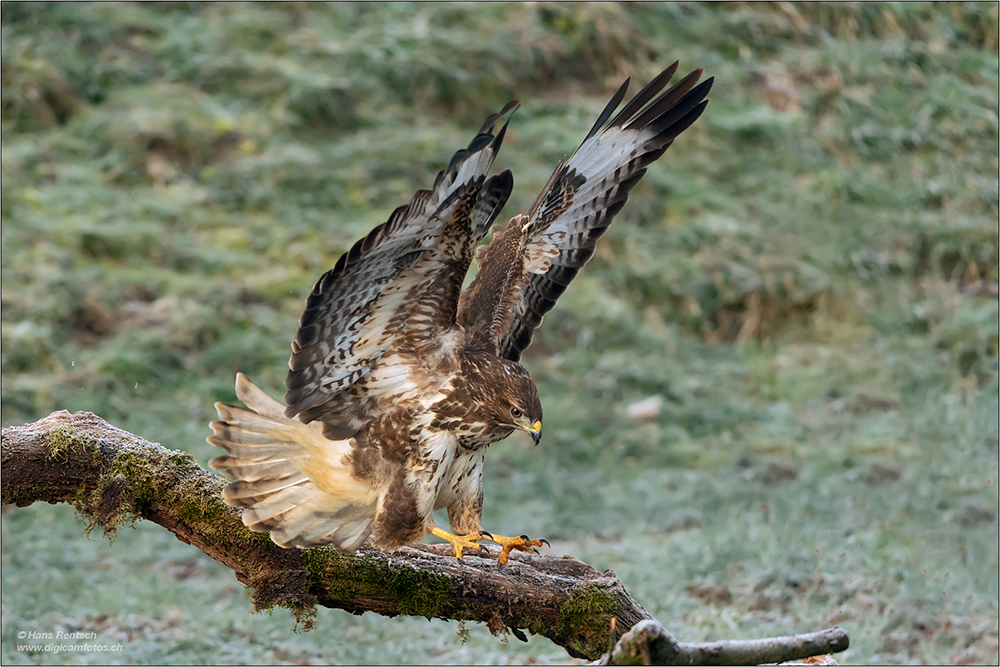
208;373;377;551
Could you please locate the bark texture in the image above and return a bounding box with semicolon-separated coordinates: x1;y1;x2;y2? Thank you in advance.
1;410;649;659
600;619;848;665
2;410;850;664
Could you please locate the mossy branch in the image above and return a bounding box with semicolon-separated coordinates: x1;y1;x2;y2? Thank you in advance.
2;411;849;664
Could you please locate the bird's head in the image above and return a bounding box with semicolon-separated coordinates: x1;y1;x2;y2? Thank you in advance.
494;360;543;445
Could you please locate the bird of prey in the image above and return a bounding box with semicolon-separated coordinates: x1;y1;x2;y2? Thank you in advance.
208;62;712;564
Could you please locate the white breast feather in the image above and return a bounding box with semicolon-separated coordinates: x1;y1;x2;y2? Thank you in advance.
405;428;459;520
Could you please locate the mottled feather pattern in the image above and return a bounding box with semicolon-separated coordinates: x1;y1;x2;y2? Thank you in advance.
471;170;514;243
456;211;560;354
284;105;517;426
499;64;713;361
209;64;710;554
439;450;485;534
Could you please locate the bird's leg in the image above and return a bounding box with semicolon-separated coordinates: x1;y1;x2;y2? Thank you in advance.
481;532;549;565
430;526;489;560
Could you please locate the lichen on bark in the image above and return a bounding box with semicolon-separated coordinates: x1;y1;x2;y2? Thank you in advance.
2;411;849;664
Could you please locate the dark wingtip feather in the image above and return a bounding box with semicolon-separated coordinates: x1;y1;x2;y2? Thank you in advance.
584;77;631;141
500;99;521;116
493;100;520;150
446;148;469;175
647;79;713;139
466;132;494;155
477;112;502;134
478;100;519;134
471;169;514;240
491;168;514;196
608;61;680;130
492;115;510;152
496;62;711;363
627;67;705;130
655;99;710;142
438;101;521;184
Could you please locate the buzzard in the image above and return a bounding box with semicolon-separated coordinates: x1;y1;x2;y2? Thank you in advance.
208;62;712;564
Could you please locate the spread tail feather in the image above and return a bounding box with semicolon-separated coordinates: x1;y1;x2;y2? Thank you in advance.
208;373;377;551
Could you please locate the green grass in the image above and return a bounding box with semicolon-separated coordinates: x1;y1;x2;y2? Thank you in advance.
2;2;998;664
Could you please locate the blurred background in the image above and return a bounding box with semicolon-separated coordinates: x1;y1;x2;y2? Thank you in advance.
1;2;997;664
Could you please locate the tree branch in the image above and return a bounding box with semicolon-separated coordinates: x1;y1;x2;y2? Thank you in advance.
601;619;848;665
1;411;849;664
1;410;651;659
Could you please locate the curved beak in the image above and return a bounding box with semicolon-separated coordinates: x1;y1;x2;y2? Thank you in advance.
528;420;542;446
515;418;542;445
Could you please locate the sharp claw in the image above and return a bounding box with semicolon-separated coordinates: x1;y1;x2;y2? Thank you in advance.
480;531;493;540
539;538;550;548
519;534;529;542
532;547;540;555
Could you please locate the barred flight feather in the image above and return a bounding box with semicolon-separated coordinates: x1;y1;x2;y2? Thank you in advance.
209;64;710;555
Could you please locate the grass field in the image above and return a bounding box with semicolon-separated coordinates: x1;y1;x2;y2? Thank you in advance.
2;3;998;664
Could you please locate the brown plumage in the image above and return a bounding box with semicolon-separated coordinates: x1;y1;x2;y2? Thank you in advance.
208;63;712;562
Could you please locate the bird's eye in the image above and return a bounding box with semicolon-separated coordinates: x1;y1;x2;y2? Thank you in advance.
510;407;522;418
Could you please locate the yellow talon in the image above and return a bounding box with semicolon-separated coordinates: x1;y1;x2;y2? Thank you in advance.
431;526;486;560
483;533;549;565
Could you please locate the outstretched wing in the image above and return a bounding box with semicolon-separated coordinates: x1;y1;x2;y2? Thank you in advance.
284;103;518;433
458;63;712;360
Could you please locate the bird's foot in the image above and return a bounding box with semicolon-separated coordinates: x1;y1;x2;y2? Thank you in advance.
482;532;549;565
430;526;489;560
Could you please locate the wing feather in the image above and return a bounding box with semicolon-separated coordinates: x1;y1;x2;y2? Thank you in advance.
494;65;712;361
583;76;633;141
284;104;518;429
